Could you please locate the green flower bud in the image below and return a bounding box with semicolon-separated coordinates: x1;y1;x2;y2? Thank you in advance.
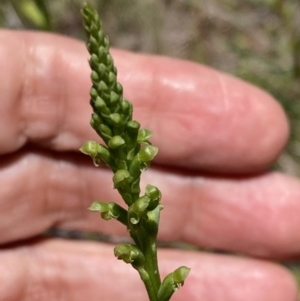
131;178;141;195
106;53;113;66
90;87;98;99
147;205;163;237
103;37;109;48
90;113;102;130
97;46;105;58
89;54;99;68
97;30;104;41
145;184;161;207
128;196;150;224
88;201;127;225
126;147;137;161
88;36;99;53
110;91;119;105
109;113;123;126
97;62;107;75
129;154;142;176
157;266;191;301
91;70;100;82
80;141;114;168
145;185;159;197
84;25;91;34
95;96;108;111
125;121;140;160
99;124;113;141
138;145;158;163
114;244;145;268
115;82;123;94
113;169;133;189
90;24;99;37
98;81;109;92
79;140;100;157
120;99;132;116
115;158;127;170
127;120;140;132
172;266;191;284
108;71;116;84
108;135;125;149
137;129;153;143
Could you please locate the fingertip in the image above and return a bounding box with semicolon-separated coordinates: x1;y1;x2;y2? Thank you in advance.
224;77;290;173
113;52;290;173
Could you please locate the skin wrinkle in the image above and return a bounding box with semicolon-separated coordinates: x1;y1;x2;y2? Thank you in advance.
44;156;68;224
18;155;53;240
215;70;230;112
178;173;199;243
270;177;298;247
186;173;300;258
206;77;253;164
45;155;88;225
0;153;49;242
23;248;63;301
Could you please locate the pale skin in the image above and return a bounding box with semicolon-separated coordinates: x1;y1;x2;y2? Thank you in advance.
0;30;299;301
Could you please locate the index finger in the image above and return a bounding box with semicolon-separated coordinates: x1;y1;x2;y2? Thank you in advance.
0;30;288;173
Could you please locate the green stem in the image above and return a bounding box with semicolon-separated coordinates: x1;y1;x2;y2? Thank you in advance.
148;238;161;291
138;239;161;301
137;268;158;301
130;224;161;300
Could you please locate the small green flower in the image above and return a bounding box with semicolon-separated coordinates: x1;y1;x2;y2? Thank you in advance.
114;244;145;268
158;267;191;301
89;201;127;225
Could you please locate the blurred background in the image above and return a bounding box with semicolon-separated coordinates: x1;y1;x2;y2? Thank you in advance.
0;0;299;295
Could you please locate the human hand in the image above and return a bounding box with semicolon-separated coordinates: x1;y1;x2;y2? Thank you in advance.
0;30;298;301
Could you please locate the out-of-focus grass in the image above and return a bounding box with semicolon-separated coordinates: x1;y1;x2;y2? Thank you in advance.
295;270;300;299
288;264;300;299
1;0;300;294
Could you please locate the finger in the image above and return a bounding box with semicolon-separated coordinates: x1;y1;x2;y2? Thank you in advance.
1;149;300;259
0;30;288;173
0;239;297;301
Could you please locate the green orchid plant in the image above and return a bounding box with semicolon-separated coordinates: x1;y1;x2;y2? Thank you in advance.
80;3;190;301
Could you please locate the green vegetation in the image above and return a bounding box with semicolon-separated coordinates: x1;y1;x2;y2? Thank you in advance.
80;3;189;300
